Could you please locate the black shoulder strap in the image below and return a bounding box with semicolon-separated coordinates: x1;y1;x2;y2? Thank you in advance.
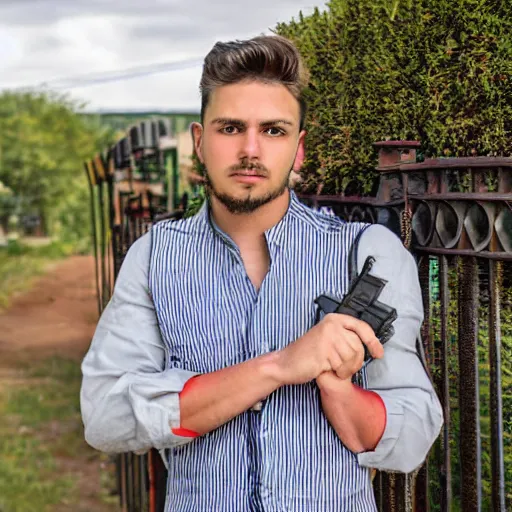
314;225;397;370
350;226;433;381
316;226;398;345
348;225;370;285
315;225;433;388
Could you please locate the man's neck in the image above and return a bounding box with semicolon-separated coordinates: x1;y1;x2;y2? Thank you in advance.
210;189;291;243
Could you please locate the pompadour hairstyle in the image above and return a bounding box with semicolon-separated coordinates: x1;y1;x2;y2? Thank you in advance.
200;35;309;130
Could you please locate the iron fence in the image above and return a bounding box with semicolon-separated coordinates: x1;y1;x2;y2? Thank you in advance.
85;121;175;512
86;137;511;511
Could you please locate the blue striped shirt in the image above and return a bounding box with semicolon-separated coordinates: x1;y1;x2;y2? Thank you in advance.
81;191;443;512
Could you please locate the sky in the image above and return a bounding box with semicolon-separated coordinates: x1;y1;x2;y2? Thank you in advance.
0;0;327;113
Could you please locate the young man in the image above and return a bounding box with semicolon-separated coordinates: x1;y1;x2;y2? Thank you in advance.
81;36;443;511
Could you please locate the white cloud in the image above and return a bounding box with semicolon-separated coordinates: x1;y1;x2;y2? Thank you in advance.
75;67;203;112
0;30;23;71
0;0;327;111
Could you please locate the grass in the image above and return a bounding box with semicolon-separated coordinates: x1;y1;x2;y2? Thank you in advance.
0;239;71;309
0;437;74;512
0;356;117;512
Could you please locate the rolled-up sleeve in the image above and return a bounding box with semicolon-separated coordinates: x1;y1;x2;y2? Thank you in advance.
355;225;443;473
80;233;199;454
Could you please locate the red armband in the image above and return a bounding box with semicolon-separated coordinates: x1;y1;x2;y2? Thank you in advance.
171;427;200;437
179;375;200;398
357;387;387;451
171;376;200;438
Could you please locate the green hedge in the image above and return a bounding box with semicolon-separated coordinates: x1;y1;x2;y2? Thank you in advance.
276;0;512;194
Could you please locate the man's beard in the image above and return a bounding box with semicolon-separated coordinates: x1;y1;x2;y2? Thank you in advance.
204;163;291;214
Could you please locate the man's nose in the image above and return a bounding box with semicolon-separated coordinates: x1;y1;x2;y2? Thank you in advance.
237;128;261;161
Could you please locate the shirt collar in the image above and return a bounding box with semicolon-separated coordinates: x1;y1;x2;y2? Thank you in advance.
264;190;302;247
196;189;302;249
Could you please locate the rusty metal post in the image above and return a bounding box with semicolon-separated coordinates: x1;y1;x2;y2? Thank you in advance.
149;448;168;512
414;255;431;512
414;465;429;512
382;472;396;512
373;471;383;511
139;454;149;511
458;257;482;512
84;162;102;316
374;471;410;512
127;452;135;511
119;453;128;512
373;471;413;512
438;256;452;512
112;224;123;279
488;260;506;511
106;168;116;297
132;454;140;511
133;454;142;512
418;256;433;366
97;180;110;310
397;474;413;512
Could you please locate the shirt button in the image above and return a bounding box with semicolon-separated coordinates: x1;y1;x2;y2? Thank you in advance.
250;401;263;411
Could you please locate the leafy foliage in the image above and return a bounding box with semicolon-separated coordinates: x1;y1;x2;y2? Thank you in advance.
0;90;114;246
0;181;15;233
276;0;512;194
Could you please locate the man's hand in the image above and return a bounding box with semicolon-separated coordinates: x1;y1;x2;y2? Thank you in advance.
276;313;384;386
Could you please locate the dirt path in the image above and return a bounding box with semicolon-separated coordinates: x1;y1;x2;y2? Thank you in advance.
0;256;118;511
0;256;99;366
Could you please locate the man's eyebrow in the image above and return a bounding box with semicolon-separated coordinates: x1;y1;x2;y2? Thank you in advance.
259;119;294;127
210;118;246;126
210;118;294;127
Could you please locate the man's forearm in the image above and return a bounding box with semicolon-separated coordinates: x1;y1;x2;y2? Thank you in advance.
317;373;386;453
177;351;283;436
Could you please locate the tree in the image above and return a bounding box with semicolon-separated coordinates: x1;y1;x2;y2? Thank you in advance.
0;90;114;243
0;180;14;242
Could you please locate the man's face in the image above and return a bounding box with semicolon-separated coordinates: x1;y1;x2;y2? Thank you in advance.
193;81;305;214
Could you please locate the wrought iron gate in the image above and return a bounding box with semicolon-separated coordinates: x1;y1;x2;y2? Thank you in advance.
86;136;511;511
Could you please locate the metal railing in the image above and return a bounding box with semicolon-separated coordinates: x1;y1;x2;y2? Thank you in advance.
85;120;179;512
300;141;511;511
86;138;511;511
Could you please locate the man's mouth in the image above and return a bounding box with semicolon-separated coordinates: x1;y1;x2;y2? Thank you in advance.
230;169;267;178
229;169;268;184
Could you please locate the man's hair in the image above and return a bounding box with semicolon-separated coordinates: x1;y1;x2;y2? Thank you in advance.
200;35;309;130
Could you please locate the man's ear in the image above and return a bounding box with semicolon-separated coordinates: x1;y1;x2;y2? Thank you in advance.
292;130;306;171
190;122;204;163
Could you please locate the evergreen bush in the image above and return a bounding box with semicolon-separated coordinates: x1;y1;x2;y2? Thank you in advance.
276;0;512;195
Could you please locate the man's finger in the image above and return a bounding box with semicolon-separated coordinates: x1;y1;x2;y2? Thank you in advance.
336;315;384;359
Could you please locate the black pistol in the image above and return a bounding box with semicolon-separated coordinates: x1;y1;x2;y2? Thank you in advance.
314;256;397;364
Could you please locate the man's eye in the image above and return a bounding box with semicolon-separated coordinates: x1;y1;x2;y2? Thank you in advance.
265;127;284;136
221;126;239;134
